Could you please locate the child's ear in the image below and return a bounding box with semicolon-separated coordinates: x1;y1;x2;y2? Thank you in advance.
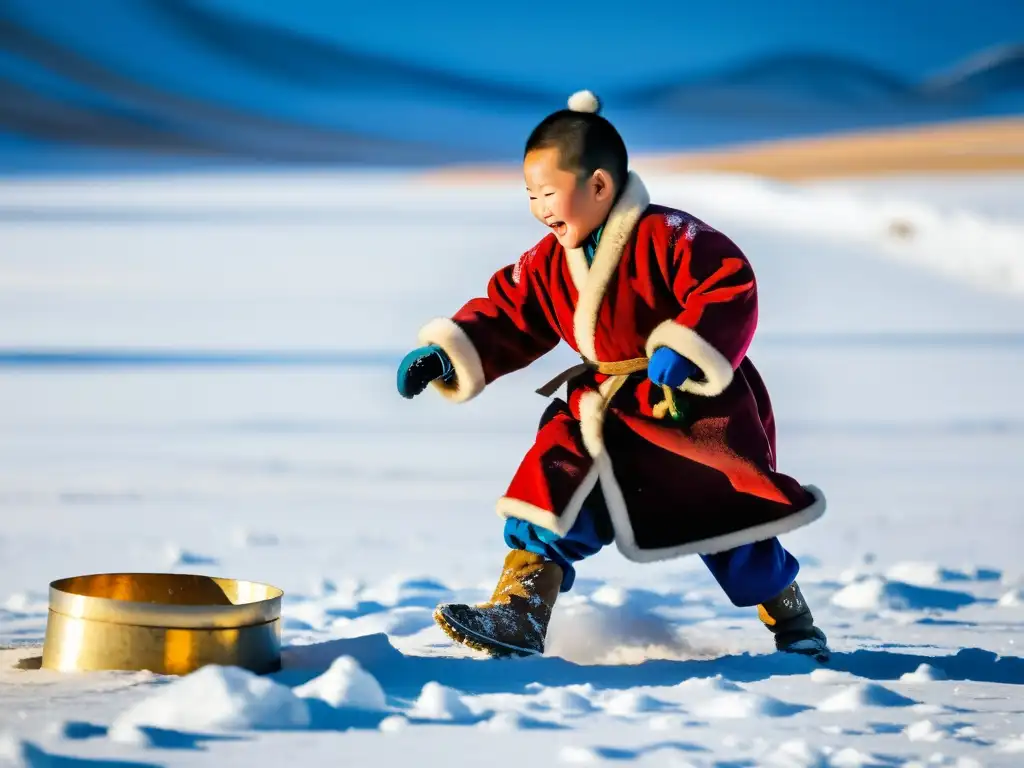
592;169;614;202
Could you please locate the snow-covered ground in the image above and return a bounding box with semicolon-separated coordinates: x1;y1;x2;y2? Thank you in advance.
1;171;1023;767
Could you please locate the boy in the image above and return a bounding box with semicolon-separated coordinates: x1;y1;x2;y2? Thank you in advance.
397;91;829;661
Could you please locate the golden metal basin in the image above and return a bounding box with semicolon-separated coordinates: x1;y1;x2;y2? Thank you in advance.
41;573;283;675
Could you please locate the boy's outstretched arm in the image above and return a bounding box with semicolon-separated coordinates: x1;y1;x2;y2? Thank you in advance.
405;244;561;403
645;228;758;397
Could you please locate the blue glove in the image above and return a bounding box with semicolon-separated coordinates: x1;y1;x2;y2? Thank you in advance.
647;347;699;388
397;345;455;399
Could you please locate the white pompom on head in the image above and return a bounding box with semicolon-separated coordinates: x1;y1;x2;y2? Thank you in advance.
567;89;601;114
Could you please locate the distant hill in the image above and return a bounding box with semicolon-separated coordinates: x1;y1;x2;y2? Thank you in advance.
628;53;913;108
920;44;1024;100
0;0;1019;173
626;47;1024;112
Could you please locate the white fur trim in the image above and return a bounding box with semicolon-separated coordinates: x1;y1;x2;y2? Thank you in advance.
495;465;599;537
607;484;827;563
577;376;626;456
575;364;825;563
572;172;650;362
645;319;735;397
565;247;590;295
577;379;635;560
567;89;601;114
417;317;486;403
578;392;607;460
575;377;634;562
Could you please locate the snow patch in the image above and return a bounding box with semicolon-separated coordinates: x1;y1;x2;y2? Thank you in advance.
0;733;28;766
830;577;975;611
998;588;1024;606
545;592;712;664
409;682;473;722
231;527;280;548
477;711;532;731
906;719;945;742
163;543;218;568
809;668;860;684
358;575;452;609
817;683;917;712
294;656;388;711
2;592;46;613
900;663;947;682
651;173;1024;294
998;734;1024;752
829;747;883;767
559;745;601;764
378;715;407;733
531;687;596;716
838;568;869;585
693;691;802;719
107;720;154;747
282;601;329;631
765;739;828;767
330;606;435;638
678;674;744;692
113;665;310;731
885;562;962;586
911;703;950;715
884;562;1002;586
648;714;691;730
602;690;665;716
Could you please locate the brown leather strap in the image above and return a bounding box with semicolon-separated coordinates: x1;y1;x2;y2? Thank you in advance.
535;362;593;397
535;356;649;397
593;357;649;376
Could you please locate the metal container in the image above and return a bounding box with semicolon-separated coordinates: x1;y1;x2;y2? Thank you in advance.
41;573;283;675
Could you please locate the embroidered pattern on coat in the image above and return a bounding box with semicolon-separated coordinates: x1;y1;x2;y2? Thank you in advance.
512;244;540;285
664;212;717;243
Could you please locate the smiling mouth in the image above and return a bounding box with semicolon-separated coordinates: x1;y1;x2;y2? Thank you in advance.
549;221;567;236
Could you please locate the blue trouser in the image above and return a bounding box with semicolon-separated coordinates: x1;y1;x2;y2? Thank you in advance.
503;502;799;607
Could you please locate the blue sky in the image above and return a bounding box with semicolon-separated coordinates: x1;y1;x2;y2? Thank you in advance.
210;0;1024;88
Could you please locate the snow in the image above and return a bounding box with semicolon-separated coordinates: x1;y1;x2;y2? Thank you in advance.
693;690;806;719
293;656;388;711
998;588;1024;607
1;170;1023;766
766;739;829;767
901;663;948;682
998;734;1024;752
408;682;474;722
111;665;311;732
529;686;597;716
602;690;666;716
830;577;978;612
816;683;917;712
906;719;947;742
377;715;408;733
559;745;602;764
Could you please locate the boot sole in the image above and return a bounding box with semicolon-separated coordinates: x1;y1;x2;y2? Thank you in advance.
780;642;831;663
432;607;541;659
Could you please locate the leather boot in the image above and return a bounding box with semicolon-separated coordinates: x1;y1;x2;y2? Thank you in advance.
433;550;563;657
758;581;830;661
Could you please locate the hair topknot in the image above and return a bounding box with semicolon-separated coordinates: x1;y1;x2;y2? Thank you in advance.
567;89;601;114
525;90;627;192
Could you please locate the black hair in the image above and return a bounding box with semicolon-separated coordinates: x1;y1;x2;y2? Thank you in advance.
524;94;628;193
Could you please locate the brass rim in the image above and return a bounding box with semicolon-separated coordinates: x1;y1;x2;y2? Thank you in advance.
48;572;283;629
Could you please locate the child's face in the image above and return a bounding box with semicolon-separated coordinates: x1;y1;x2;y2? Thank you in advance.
524;147;615;250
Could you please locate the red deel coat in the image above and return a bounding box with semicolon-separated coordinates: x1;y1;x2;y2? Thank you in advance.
417;172;824;562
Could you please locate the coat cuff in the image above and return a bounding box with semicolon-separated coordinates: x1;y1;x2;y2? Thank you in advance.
645;319;734;397
417;318;486;403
